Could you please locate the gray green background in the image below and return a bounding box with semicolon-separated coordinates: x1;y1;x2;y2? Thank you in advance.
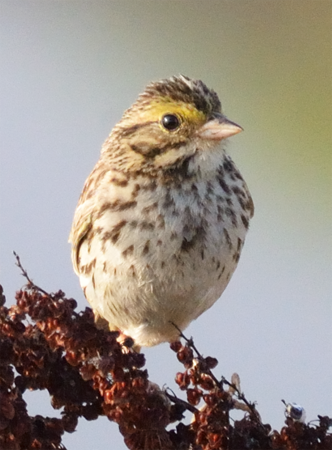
1;1;331;449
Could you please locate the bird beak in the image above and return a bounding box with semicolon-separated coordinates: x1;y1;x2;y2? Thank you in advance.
198;114;243;141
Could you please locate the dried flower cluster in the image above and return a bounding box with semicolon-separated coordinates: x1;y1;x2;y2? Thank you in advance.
0;260;331;450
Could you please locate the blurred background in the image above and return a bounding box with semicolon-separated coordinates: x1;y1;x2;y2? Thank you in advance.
1;1;331;449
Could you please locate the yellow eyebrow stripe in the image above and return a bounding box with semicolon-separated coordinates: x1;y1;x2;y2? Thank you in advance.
142;99;206;124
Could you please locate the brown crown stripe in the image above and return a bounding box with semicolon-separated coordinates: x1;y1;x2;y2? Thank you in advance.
144;77;221;115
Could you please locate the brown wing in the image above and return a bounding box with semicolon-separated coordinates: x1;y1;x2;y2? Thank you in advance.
69;201;94;275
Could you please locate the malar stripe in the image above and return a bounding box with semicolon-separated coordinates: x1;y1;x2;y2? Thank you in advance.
131;144;162;158
162;153;195;180
155;140;187;154
131;140;187;159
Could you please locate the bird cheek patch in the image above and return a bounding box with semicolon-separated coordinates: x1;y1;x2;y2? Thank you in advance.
153;146;192;169
154;149;180;168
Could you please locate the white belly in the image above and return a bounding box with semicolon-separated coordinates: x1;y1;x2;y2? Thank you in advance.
78;173;250;347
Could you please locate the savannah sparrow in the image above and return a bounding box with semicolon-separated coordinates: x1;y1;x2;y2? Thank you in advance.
69;76;254;348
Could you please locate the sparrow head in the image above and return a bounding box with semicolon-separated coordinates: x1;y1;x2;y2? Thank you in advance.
104;76;242;175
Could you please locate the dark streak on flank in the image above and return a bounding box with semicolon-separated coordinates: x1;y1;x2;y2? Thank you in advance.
129;220;138;229
237;237;243;252
131;183;141;198
163;190;175;208
217;266;225;280
233;251;240;263
181;227;206;252
218;177;231;195
223;228;232;248
142;240;150;255
80;258;96;275
122;245;134;258
141;180;157;191
107;220;127;244
238;196;246;210
129;264;136;278
223;159;234;173
232;185;243;196
138;221;154;231
156;214;165;229
241;214;249;229
142;202;158;215
98;200;137;218
225;207;237;227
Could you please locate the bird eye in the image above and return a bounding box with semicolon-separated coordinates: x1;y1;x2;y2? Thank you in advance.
161;114;181;131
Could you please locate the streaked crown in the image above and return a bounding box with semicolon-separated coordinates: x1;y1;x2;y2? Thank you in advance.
140;75;222;116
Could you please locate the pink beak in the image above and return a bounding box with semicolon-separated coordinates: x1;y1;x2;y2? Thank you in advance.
198;114;243;141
